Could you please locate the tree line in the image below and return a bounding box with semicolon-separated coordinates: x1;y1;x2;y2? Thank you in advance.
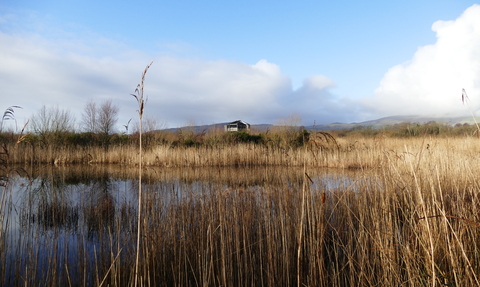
2;101;479;151
28;99;120;136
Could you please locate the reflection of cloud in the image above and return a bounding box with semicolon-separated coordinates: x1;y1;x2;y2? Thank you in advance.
363;4;480;118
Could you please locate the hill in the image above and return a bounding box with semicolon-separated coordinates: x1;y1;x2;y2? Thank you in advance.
308;115;474;131
158;115;476;133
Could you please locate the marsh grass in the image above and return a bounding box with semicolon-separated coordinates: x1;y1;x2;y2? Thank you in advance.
6;136;364;168
3;133;480;285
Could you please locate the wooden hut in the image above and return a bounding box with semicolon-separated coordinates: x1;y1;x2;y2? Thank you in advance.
224;120;250;132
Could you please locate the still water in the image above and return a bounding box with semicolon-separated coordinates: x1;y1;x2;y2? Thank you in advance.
1;165;366;286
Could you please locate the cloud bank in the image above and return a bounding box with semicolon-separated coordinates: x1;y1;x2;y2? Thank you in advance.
363;4;480;119
0;21;350;130
2;4;480;131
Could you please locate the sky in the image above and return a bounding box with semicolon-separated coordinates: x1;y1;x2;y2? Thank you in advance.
1;1;480;131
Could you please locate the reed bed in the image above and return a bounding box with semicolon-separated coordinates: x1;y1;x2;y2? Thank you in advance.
8;136;480;170
2;136;480;286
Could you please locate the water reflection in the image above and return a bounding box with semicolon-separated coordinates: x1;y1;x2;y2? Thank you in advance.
2;165;365;286
9;165;366;236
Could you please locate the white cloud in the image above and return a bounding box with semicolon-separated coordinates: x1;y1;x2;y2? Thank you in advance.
144;57;292;126
282;75;358;125
0;29;152;130
4;5;480;131
0;24;349;129
303;75;336;91
362;4;480;118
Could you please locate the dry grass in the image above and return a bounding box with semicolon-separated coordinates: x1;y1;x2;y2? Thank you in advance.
3;135;480;285
7;136;480;170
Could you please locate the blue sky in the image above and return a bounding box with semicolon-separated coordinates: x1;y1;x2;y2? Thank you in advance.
1;1;480;130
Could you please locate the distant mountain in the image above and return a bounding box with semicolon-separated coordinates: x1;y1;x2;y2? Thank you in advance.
160;123;275;134
157;115;476;133
308;115;475;131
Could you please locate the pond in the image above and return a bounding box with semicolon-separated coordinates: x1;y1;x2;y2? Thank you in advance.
1;165;367;286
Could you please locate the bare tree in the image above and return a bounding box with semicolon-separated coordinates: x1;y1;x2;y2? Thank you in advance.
275;113;302;129
131;116;167;134
30;105;75;135
275;113;302;134
98;99;119;135
144;116;165;133
131;116;167;147
273;113;303;145
81;99;119;135
81;100;98;133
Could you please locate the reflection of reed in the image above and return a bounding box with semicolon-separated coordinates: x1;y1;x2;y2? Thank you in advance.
22;173;121;239
19;176;80;233
84;192;115;236
33;199;79;230
21;164;359;190
6;137;480;286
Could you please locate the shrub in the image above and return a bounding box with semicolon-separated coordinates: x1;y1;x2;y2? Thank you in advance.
292;129;310;147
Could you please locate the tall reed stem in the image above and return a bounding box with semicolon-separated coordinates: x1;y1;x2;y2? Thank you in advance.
297;133;309;287
132;61;153;287
461;89;480;135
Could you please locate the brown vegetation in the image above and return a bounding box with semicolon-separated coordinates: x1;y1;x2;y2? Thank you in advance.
2;123;479;171
3;121;480;285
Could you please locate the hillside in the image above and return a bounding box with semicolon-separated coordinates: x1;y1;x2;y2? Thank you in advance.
159;115;476;133
308;115;474;131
